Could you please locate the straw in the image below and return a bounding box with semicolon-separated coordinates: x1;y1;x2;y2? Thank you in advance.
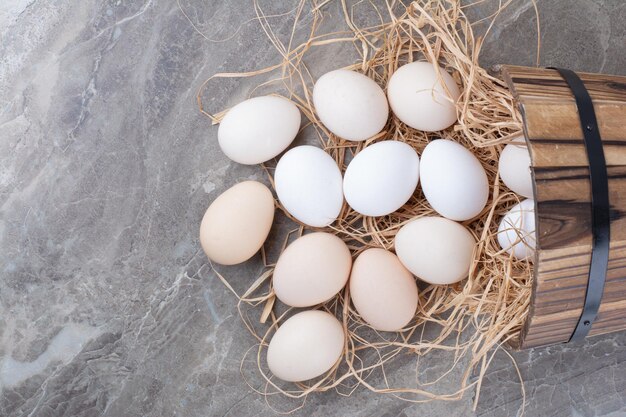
189;0;539;412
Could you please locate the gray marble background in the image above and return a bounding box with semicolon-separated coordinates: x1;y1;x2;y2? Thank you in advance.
1;0;625;416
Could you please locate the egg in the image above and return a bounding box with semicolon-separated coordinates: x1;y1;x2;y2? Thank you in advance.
349;248;418;331
274;146;344;227
387;61;461;132
313;69;389;141
267;310;344;382
499;135;534;199
420;139;489;221
273;233;352;307
497;199;536;260
343;141;420;216
395;216;476;285
199;181;274;265
218;96;301;165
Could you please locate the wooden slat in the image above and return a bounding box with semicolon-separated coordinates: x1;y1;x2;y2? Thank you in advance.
532;243;626;317
497;65;626;349
591;299;626;335
504;65;626;102
533;165;626;248
525;102;626;149
521;299;626;348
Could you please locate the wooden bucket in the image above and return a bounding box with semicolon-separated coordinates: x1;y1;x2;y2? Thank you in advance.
496;65;626;349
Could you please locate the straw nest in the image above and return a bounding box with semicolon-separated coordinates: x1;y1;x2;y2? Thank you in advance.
190;0;539;412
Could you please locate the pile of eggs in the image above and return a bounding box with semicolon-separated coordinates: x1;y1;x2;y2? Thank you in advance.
200;62;537;383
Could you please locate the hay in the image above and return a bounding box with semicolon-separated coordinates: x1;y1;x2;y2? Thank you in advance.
190;0;538;412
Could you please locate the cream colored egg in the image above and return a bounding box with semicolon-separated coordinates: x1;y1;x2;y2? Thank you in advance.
499;135;534;199
349;248;418;331
273;233;352;307
218;96;301;165
313;69;389;141
497;199;536;260
387;61;461;132
267;310;345;382
199;181;274;265
395;216;476;285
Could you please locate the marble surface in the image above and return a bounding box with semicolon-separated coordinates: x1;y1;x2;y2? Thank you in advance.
1;0;625;416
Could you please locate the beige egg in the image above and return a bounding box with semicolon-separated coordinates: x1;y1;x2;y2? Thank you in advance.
267;310;345;382
395;216;476;285
349;248;418;331
273;233;352;307
199;181;274;265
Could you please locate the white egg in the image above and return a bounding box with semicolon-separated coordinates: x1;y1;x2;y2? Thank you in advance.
218;96;301;165
313;69;389;141
499;135;534;199
343;141;419;216
267;310;345;382
387;62;461;132
497;199;536;261
274;146;344;227
395;216;476;285
420;139;489;221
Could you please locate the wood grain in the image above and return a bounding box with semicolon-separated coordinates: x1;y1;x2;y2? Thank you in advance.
497;65;626;349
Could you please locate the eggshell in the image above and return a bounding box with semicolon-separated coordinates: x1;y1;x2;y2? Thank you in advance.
349;248;418;331
387;62;461;132
420;139;489;221
395;216;476;285
499;135;534;199
274;146;344;227
218;96;301;165
497;199;536;261
273;233;352;307
267;310;345;382
199;181;274;265
343;141;420;216
313;69;389;141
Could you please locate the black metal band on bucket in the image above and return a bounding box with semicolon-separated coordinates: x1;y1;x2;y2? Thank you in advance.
549;67;611;342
